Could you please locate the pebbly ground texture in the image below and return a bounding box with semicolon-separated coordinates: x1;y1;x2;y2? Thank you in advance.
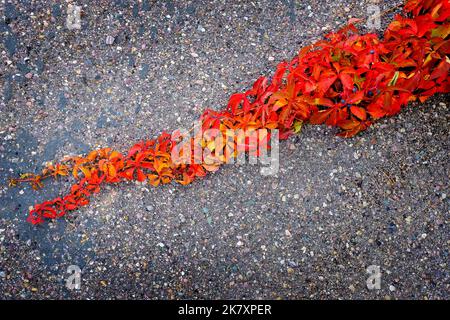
0;0;448;299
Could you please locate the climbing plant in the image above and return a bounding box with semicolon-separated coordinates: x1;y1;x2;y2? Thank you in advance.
10;0;450;225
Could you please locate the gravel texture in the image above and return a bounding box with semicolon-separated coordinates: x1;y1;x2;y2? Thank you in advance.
0;0;448;299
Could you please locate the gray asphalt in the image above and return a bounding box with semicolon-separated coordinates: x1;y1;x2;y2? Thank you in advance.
0;0;448;299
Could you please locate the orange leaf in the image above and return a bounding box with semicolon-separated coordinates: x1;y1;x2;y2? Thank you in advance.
108;164;116;178
148;174;160;187
309;109;333;125
350;106;367;120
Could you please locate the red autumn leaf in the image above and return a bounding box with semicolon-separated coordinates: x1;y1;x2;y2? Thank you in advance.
430;59;450;81
415;14;438;37
346;91;365;105
340;73;354;91
227;93;246;114
309;109;333;125
317;73;338;94
350;106;367;120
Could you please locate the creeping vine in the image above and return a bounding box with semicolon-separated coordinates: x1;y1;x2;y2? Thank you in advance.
9;0;450;225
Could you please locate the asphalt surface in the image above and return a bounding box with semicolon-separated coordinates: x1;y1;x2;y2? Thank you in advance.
0;0;449;299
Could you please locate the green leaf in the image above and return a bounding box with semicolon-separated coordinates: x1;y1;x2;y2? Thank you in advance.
293;120;303;134
388;71;400;86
